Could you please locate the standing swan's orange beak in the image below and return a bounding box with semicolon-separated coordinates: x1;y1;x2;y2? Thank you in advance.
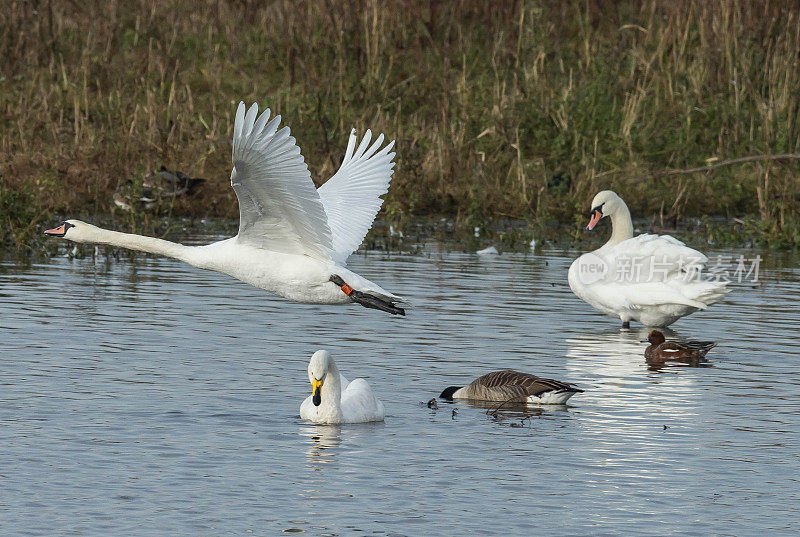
587;209;603;230
44;224;67;236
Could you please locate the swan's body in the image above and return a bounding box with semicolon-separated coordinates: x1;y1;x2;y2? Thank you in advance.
440;370;583;405
300;350;385;424
46;102;404;314
568;191;728;328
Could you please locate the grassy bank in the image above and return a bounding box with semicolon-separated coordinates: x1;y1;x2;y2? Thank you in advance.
2;0;800;251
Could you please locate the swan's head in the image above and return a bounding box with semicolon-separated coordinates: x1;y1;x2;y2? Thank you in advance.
307;350;333;407
586;190;624;230
43;220;93;242
643;330;666;345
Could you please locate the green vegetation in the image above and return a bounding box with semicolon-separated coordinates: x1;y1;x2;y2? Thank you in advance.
1;0;799;251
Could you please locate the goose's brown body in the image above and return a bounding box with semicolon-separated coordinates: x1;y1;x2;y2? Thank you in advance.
441;370;583;404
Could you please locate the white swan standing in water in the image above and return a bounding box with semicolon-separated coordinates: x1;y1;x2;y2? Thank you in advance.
568;190;728;328
300;350;385;424
45;102;405;315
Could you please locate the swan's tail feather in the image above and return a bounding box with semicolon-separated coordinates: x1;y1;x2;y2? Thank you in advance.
683;280;730;308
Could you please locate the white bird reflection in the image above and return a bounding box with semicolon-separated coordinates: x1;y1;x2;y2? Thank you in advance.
566;327;662;379
300;421;387;472
300;424;342;470
564;327;706;417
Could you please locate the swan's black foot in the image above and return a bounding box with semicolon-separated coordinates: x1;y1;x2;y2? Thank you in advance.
622;321;631;329
330;275;405;316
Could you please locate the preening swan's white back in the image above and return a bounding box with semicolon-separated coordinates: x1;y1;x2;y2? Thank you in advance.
231;102;333;260
598;234;709;286
318;129;396;264
583;234;721;309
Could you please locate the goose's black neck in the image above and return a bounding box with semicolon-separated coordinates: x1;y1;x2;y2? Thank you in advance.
439;386;462;400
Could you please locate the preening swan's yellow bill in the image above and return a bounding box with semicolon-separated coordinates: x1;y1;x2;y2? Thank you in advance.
312;378;323;406
587;210;602;230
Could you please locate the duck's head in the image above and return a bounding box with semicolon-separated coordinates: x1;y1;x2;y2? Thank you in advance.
643;330;666;345
586;190;624;230
307;350;332;407
43;220;94;242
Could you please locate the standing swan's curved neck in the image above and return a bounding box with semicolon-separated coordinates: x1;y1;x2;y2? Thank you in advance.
75;226;198;264
605;201;634;248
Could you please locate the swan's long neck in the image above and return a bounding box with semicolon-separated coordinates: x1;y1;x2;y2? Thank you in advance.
74;225;199;264
605;202;634;247
318;361;344;421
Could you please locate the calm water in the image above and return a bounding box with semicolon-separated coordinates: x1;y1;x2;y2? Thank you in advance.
1;240;799;536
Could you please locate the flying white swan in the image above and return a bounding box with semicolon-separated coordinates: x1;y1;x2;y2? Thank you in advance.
45;102;405;315
300;350;385;424
439;370;583;405
568;190;729;327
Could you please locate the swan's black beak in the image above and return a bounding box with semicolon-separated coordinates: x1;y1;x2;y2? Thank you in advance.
312;378;322;406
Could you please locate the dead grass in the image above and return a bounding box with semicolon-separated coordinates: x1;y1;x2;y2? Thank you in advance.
1;0;799;247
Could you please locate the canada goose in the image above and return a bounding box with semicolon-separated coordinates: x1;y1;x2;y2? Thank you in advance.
440;370;583;405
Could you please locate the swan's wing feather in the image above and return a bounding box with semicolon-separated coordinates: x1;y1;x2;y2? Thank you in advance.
601;234;709;282
317;129;396;264
593;234;729;307
341;378;385;422
586;280;707;310
231;102;332;259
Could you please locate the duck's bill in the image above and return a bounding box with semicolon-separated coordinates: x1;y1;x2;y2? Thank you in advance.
43;224;68;237
587;210;602;230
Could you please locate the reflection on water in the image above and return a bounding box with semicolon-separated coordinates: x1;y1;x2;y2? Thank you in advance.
1;244;799;535
303;426;343;467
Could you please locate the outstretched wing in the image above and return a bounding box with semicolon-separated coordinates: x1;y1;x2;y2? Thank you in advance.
231;102;332;260
317;129;396;264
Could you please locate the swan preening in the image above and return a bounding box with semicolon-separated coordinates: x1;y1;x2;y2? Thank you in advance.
440;370;584;405
300;350;385;424
45;102;405;315
568;190;729;328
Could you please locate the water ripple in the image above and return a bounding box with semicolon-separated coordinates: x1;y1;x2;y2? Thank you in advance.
1;246;799;535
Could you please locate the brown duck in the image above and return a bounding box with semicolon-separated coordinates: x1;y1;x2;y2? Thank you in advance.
642;330;715;365
440;370;583;405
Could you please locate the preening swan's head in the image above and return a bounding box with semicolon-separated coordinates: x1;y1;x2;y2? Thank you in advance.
43;220;94;242
308;350;333;407
586;190;624;230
